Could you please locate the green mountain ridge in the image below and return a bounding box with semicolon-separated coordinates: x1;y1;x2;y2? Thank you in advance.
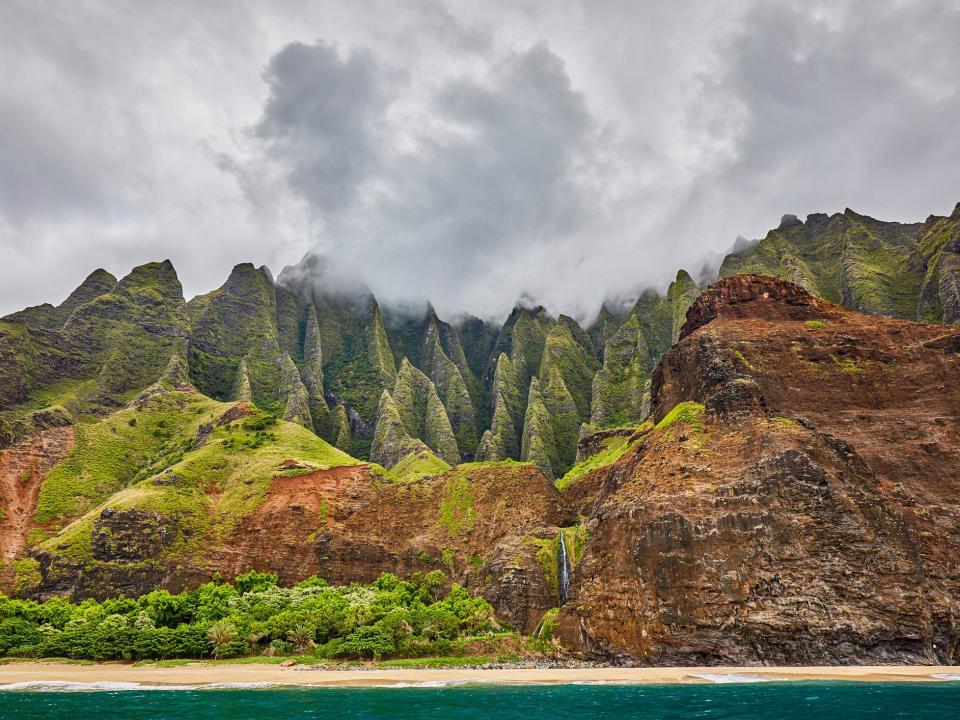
2;202;959;481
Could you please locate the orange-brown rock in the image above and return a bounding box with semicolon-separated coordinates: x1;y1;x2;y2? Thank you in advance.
0;428;74;591
557;275;960;664
217;461;573;632
30;460;573;632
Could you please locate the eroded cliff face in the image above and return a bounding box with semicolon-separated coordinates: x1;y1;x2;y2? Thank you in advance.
557;275;960;664
0;428;75;563
28;457;573;634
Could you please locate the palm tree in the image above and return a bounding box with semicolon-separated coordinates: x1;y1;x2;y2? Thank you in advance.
287;624;316;653
207;619;238;659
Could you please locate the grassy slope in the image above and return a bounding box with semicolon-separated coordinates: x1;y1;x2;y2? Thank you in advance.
35;390;359;563
555;405;704;491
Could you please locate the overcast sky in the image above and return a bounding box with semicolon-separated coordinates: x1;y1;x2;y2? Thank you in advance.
1;0;959;320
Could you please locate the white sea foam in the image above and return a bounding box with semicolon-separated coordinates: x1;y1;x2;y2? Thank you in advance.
364;679;492;688
930;674;960;681
0;680;276;692
570;680;635;686
688;673;775;684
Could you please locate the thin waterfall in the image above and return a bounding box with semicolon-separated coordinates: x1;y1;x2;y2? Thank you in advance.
558;531;570;605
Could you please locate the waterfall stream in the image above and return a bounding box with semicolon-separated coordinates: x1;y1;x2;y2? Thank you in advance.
558;532;570;605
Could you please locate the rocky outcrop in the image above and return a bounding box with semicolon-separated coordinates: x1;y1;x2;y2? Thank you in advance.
0;427;75;591
420;324;478;459
520;371;579;479
373;359;460;466
538;320;599;422
555;276;960;664
300;303;330;437
679;273;822;340
478;353;524;461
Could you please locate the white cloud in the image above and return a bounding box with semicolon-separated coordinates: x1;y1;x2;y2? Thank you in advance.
1;0;958;320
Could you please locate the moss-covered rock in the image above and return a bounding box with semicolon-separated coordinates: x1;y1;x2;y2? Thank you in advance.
420;323;478;459
279;352;313;428
590;314;653;427
474;429;499;462
390;447;451;482
369;303;397;386
917;206;960;324
519;378;557;479
586;303;623;360
231;357;253;402
538;319;599;422
370;389;432;468
483;353;526;460
387;359;460;465
330;403;353;454
718;209;944;321
299;303;330;436
666;270;700;343
487;305;553;385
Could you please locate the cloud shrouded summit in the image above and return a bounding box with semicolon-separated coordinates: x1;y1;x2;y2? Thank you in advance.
1;1;959;319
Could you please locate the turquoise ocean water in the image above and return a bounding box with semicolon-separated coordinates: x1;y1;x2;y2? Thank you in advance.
1;681;959;720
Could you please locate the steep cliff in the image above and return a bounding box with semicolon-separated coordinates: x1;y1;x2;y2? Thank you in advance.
556;275;960;664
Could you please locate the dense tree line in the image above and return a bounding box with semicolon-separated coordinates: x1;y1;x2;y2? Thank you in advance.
0;571;501;661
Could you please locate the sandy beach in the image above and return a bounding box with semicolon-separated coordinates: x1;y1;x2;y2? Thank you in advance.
1;662;958;688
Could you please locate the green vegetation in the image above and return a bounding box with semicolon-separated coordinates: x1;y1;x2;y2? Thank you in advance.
437;471;476;536
655;402;705;432
831;355;863;373
804;320;827;329
534;607;560;640
420;330;479;459
477;353;523;461
0;571;501;662
391;359;460;465
719;209;943;321
733;350;755;371
11;559;41;595
529;525;588;606
590;315;652;428
391;450;451;483
556;426;649;490
530;537;559;600
519;377;559;478
34;391;224;526
34;394;359;568
538;321;599;423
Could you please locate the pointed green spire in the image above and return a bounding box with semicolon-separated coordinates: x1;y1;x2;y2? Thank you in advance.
300;303;330;435
369;302;397;385
590;314;652;427
331;403;352;454
520;377;556;479
539;320;599;423
231;356;252;402
280;353;313;428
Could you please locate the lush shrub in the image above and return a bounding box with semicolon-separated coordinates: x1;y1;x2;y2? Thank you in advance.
0;571;498;661
335;626;396;659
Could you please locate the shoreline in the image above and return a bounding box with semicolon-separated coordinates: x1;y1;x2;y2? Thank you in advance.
1;662;959;688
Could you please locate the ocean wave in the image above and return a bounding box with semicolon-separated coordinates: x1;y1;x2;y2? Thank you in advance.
364;679;492;688
0;680;276;692
930;674;960;681
569;680;635;685
687;673;775;684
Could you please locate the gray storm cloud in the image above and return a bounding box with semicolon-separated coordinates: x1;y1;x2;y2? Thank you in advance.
1;0;959;320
